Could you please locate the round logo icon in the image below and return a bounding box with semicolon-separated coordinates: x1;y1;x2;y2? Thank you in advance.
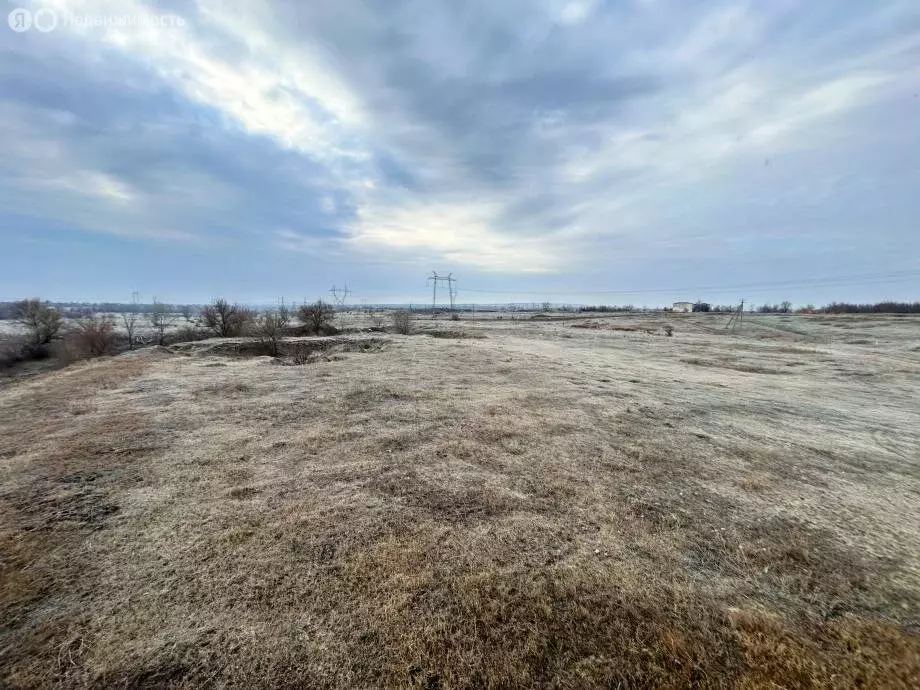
8;8;32;32
33;7;57;32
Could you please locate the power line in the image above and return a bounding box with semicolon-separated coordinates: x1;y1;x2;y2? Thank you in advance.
457;269;920;297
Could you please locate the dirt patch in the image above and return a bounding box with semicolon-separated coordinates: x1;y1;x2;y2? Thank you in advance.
421;329;486;339
573;322;652;333
680;357;792;375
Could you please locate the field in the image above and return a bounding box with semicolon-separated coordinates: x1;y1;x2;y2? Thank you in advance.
2;312;919;687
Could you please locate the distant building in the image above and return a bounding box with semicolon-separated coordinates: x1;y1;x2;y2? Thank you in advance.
673;301;694;313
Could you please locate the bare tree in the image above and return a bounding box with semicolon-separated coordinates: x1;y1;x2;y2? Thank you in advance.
180;305;194;322
297;300;335;335
122;311;138;349
149;298;175;345
254;311;286;357
13;298;63;346
200;298;255;337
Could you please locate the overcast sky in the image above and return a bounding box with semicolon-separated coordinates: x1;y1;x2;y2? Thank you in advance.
2;0;918;306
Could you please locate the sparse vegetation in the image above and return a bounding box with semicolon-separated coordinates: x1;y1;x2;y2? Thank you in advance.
200;298;256;337
391;309;413;334
254;311;286;357
0;336;29;370
12;298;62;346
298;300;335;335
148;298;176;346
68;317;117;358
165;326;213;346
0;310;918;687
120;311;138;350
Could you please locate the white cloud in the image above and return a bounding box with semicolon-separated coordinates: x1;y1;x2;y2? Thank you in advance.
6;0;919;279
347;200;561;273
275;228;339;254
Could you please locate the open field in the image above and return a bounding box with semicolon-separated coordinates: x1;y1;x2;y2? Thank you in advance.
2;312;919;687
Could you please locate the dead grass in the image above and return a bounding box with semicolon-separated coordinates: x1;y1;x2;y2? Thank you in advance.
680;357;791;375
1;318;919;687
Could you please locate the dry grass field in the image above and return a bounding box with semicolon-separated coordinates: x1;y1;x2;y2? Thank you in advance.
2;312;919;687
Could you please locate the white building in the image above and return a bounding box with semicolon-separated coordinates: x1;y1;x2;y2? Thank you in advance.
673;301;694;313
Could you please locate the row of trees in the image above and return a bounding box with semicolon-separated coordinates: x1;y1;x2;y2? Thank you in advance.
0;301;200;320
755;301;794;313
1;297;342;368
579;305;636;313
822;301;920;314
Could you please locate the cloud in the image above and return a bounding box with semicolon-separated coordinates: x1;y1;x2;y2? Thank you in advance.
347;199;560;272
2;0;919;297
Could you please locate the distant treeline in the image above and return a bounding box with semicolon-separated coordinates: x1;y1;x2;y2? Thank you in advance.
1;300;918;319
0;302;200;319
579;305;635;312
820;301;920;314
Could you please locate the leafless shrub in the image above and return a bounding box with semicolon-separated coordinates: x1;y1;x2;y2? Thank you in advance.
200;298;255;337
149;297;176;345
69;317;117;358
664;325;674;337
391;310;413;335
13;298;62;345
254;312;287;357
164;326;212;345
0;336;28;370
277;300;291;330
121;311;139;350
370;310;385;330
289;344;313;365
298;300;335;335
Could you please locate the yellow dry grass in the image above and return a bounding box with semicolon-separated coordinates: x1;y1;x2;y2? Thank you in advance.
1;314;919;687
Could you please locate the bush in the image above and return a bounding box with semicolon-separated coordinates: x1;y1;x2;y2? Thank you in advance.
298;300;335;335
149;298;177;345
369;311;385;330
392;310;413;335
201;299;256;337
13;298;62;345
254;312;287;357
164;326;212;345
69;318;117;358
0;337;28;370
